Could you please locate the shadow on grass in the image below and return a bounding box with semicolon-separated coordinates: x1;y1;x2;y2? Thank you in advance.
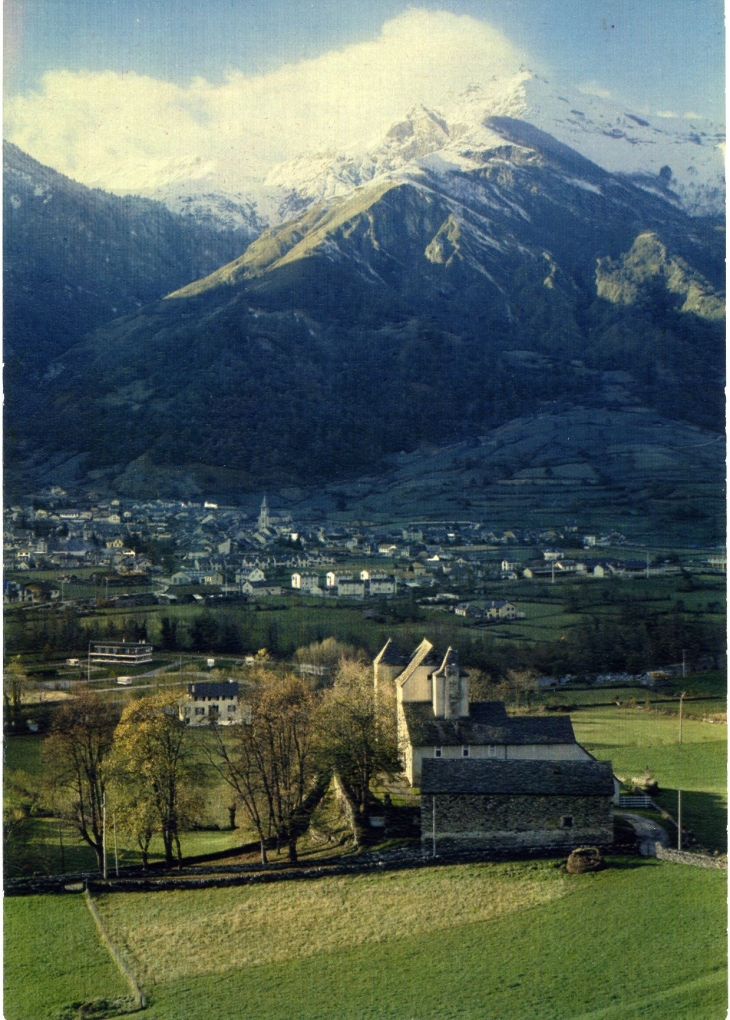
604;856;658;870
653;789;727;853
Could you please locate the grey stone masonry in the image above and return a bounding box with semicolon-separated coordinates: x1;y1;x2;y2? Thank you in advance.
421;792;614;852
654;845;728;869
420;761;615;852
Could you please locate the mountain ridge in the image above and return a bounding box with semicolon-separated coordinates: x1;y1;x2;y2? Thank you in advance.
10;116;723;508
137;69;724;231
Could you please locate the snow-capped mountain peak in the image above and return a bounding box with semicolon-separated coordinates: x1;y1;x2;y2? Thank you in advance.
143;67;724;234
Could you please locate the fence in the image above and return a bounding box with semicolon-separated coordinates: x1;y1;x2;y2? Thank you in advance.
618;795;653;808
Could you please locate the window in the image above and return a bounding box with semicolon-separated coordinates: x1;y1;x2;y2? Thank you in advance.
434;746;442;758
561;816;573;828
195;707;205;715
488;745;497;757
462;746;470;758
227;704;236;712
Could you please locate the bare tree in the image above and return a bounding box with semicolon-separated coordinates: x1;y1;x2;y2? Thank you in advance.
44;690;117;871
3;657;31;728
208;671;325;863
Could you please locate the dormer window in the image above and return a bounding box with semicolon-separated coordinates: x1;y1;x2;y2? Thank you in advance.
462;746;470;758
434;746;442;758
488;745;497;757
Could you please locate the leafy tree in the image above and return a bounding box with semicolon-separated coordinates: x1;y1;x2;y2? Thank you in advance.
317;660;401;841
160;616;179;651
44;690;117;871
3;657;30;728
190;612;219;652
293;636;366;677
110;691;202;867
110;783;157;869
207;672;324;863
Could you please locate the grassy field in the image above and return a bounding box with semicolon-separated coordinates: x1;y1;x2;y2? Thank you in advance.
65;858;727;1020
4;734;254;877
4;894;129;1020
572;706;727;851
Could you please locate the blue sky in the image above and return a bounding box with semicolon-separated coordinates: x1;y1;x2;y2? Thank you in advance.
6;0;724;119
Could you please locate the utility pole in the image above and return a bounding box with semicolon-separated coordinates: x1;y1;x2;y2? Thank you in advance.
113;811;119;877
679;690;686;744
102;792;107;879
432;797;437;858
677;790;683;851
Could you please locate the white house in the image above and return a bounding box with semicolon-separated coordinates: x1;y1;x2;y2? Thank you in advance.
89;640;153;665
180;680;248;727
292;572;321;591
368;576;398;596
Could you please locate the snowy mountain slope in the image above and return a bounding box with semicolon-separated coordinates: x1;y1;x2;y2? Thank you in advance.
143;68;724;230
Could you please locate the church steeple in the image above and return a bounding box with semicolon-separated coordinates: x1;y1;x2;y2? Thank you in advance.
257;494;270;531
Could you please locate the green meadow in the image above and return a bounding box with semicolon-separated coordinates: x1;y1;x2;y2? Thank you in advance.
572;706;727;851
4;894;128;1020
5;859;726;1020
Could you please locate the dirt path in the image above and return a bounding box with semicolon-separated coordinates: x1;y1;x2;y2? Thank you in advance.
616;812;670;856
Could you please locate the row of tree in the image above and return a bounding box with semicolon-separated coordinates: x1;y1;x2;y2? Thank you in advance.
8;597;723;679
40;660;400;872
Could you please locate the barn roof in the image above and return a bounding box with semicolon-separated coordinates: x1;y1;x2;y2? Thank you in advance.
402;701;575;746
421;759;614;796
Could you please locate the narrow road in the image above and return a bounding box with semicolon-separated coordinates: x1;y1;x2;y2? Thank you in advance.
615;812;670;856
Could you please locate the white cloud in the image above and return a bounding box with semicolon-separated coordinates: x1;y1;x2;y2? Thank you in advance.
577;82;612;100
656;110;679;119
4;9;523;194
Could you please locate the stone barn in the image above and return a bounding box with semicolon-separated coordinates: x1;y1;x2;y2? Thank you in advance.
420;759;615;854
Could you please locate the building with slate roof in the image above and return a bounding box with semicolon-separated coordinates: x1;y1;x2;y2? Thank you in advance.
375;638;594;784
180;680;248;727
420;759;615;853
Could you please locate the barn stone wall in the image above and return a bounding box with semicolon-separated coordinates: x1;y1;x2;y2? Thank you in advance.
421;793;613;851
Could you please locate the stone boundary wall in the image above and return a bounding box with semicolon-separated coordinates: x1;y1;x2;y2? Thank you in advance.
654;844;728;869
7;842;626;897
84;889;146;1008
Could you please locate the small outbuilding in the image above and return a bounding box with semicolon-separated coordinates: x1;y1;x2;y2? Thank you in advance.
420;759;615;854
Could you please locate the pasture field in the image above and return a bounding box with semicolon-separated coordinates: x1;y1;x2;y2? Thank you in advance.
19;858;717;1020
4;894;128;1020
572;706;727;851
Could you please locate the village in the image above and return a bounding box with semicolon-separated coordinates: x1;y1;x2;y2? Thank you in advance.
4;491;714;617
